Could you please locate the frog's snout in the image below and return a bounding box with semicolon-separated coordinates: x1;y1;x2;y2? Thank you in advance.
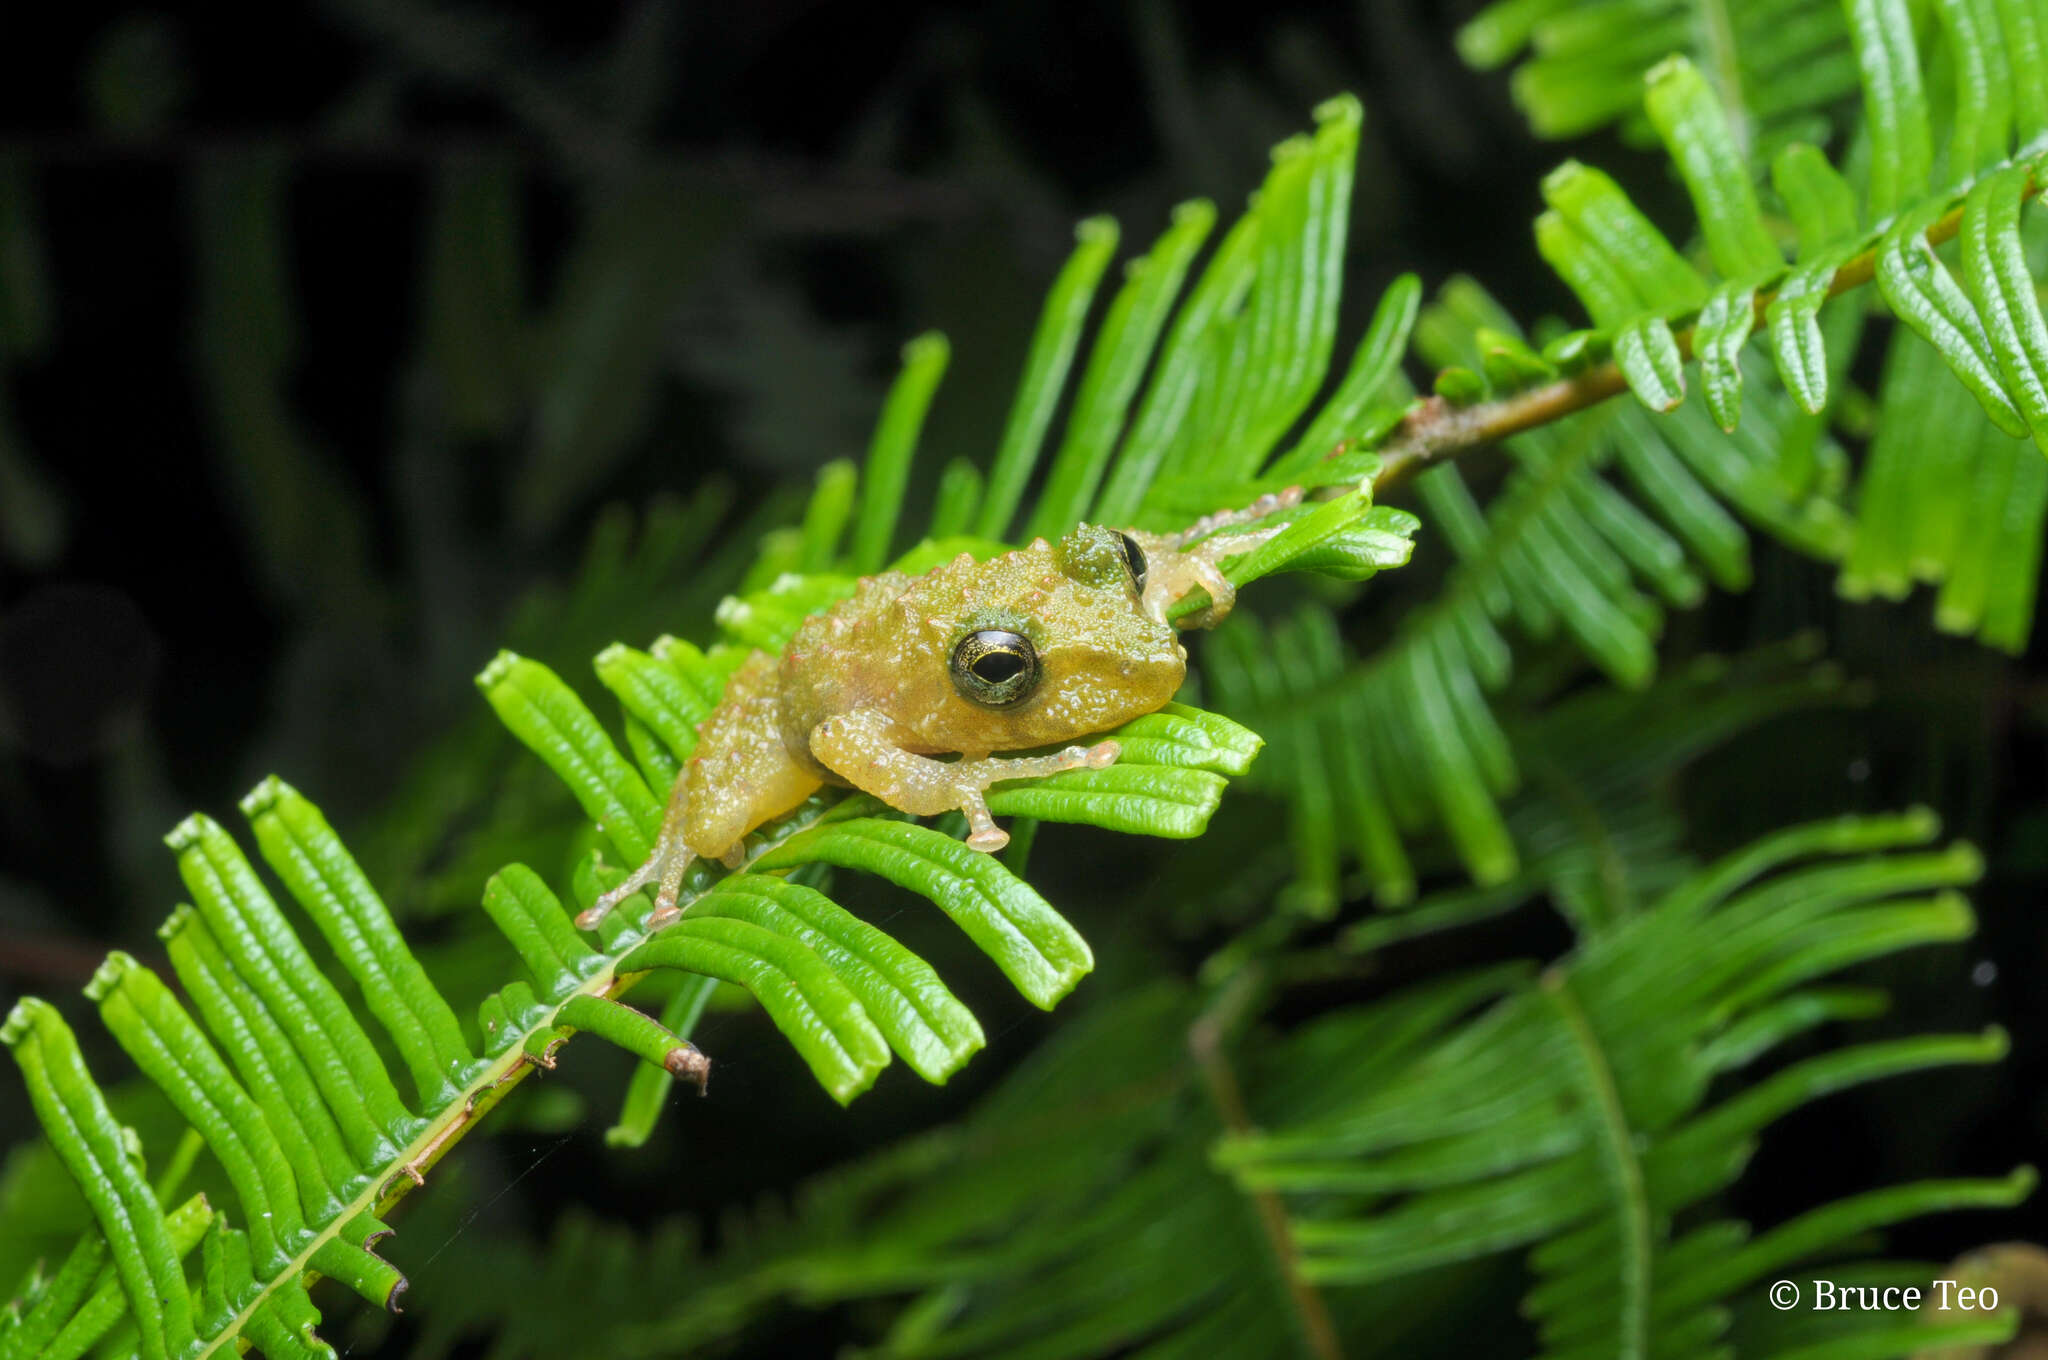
1136;646;1188;695
1108;648;1181;686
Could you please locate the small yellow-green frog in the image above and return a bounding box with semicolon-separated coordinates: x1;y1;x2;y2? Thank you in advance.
579;490;1302;929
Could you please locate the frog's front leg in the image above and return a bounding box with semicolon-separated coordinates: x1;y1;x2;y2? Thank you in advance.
1133;485;1303;629
810;709;1119;852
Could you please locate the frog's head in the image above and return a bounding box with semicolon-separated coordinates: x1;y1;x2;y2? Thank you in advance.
916;525;1186;749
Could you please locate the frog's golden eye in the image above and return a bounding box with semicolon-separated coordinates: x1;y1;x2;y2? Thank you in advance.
951;629;1039;708
1116;532;1147;594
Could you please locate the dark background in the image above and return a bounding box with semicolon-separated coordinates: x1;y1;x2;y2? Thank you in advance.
0;2;2043;1355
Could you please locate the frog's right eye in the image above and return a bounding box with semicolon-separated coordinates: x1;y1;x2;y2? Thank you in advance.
1115;532;1147;594
951;629;1040;708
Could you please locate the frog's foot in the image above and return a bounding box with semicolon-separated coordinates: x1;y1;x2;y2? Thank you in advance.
580;839;700;931
579;850;654;929
579;775;698;931
1142;551;1238;630
1133;486;1304;629
956;741;1120;851
646;837;699;928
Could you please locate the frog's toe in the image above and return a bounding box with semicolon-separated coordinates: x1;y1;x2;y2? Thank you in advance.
579;840;689;930
960;791;1011;852
577;865;651;929
1046;740;1118;772
645;842;703;929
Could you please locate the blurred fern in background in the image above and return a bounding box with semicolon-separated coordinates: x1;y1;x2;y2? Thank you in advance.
2;2;2046;1357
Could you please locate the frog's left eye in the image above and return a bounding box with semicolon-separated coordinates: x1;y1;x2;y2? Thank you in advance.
1116;532;1147;594
951;629;1040;708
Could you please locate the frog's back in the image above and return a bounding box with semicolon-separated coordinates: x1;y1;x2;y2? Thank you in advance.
775;569;931;759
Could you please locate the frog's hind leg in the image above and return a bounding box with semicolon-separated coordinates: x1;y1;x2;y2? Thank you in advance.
578;780;699;930
578;652;820;931
811;708;1118;853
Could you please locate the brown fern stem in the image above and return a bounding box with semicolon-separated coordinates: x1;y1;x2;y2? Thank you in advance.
1190;970;1345;1360
1369;194;1977;493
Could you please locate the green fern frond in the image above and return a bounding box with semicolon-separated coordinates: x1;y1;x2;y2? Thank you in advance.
951;95;1416;540
1491;642;1845;929
1197;271;1856;907
387;986;1298;1360
0;640;1264;1357
1342;640;1848;942
1228;32;2048;897
1438;2;2048;648
1207;579;1843;919
423;817;2027;1360
1840;284;2048;649
1460;0;1857;158
1216;813;2032;1360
